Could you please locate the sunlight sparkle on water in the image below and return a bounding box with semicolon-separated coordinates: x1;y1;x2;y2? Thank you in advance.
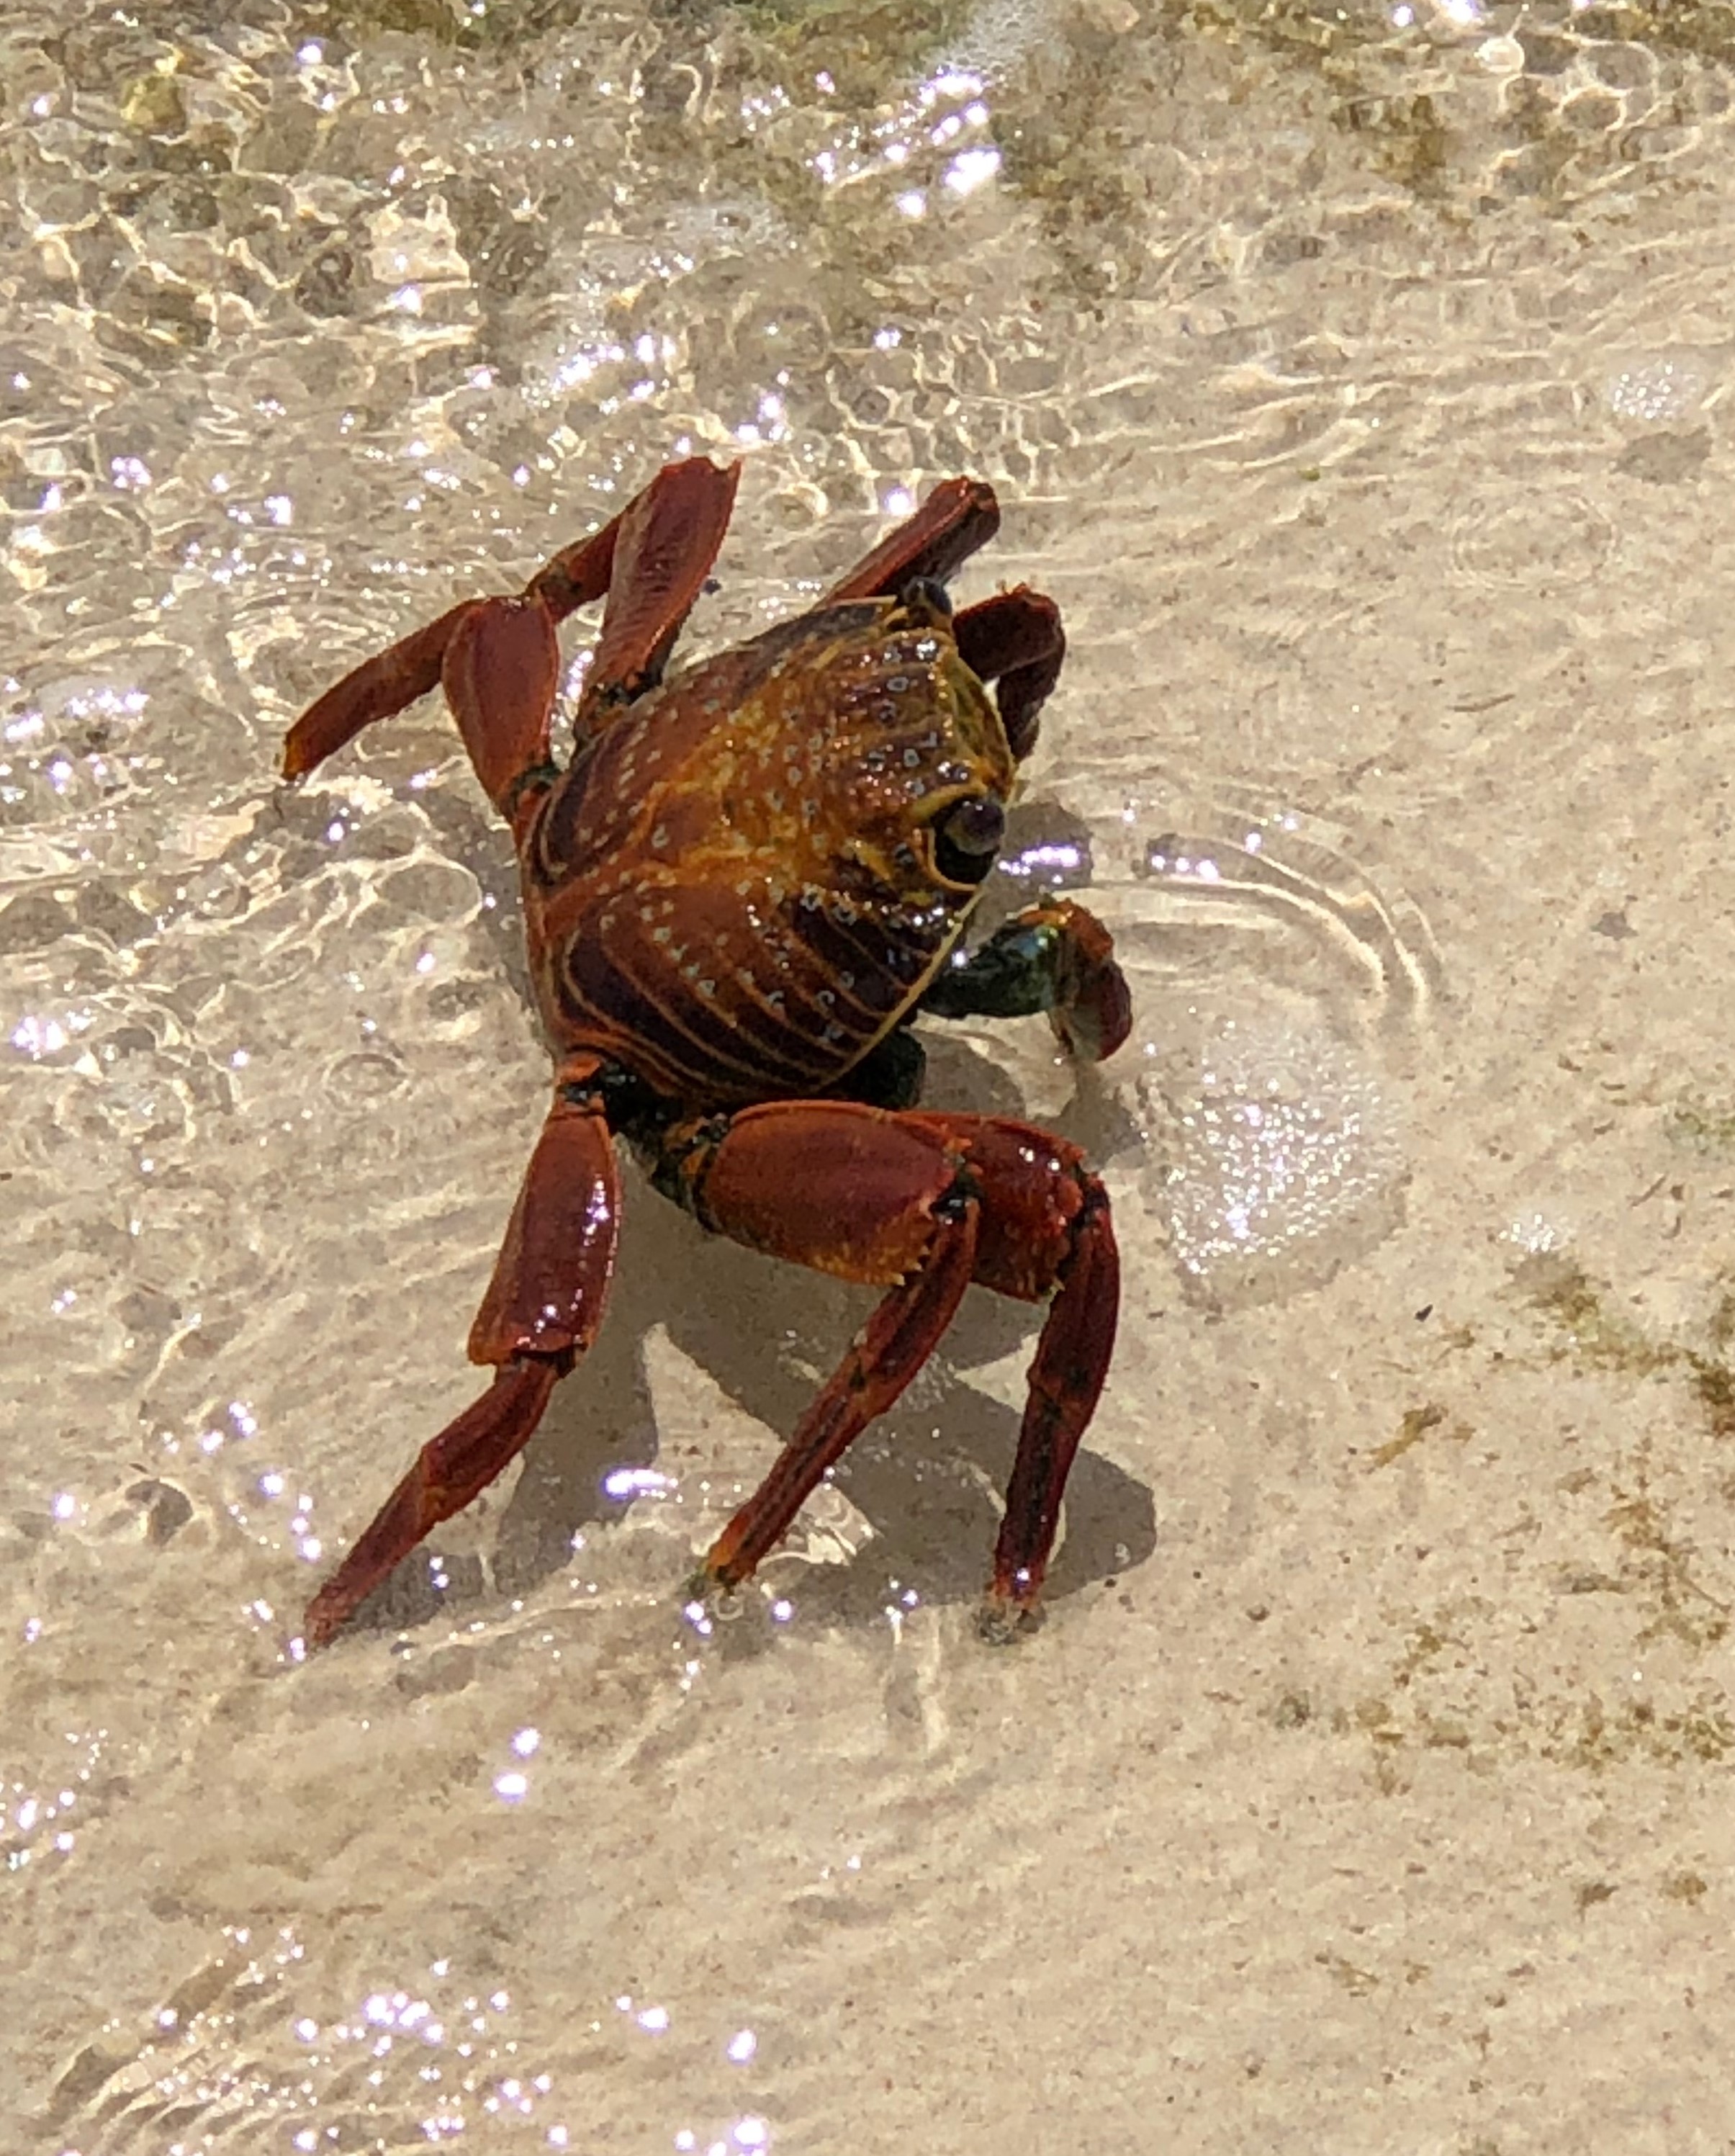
943;146;1001;195
12;1013;85;1057
999;840;1082;883
603;1466;676;1499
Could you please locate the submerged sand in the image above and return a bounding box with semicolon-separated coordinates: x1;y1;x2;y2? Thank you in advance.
5;0;1735;2147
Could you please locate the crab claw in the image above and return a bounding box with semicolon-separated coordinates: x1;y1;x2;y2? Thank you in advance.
1046;901;1133;1062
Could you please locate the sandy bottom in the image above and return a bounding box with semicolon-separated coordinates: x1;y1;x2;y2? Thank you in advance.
6;0;1735;2148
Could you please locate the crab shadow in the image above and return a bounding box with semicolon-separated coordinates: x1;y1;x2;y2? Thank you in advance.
351;1036;1155;1647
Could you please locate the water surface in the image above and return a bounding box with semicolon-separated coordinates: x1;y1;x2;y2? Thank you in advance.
6;1;1735;2147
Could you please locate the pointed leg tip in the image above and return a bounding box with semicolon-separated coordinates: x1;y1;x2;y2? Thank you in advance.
679;1562;751;1635
683;1542;743;1605
976;1590;1045;1648
281;715;335;783
299;1589;348;1652
974;1586;1042;1647
945;475;1000;526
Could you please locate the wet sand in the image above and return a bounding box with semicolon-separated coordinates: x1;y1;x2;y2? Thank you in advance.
5;1;1735;2147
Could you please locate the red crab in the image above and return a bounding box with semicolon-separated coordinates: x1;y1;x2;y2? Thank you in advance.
283;458;1131;1648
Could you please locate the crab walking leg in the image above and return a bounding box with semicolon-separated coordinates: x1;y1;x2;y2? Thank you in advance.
896;1115;1119;1616
300;1362;562;1652
281;601;474;780
966;1129;1119;1619
654;1102;981;1591
654;1102;1118;1620
821;476;1002;603
438;596;562;830
302;1064;623;1649
280;457;741;781
921;897;1134;1063
702;1208;981;1594
523;456;737;639
951;586;1065;759
990;1188;1117;1607
568;457;741;727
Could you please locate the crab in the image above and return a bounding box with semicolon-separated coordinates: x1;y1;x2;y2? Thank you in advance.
282;458;1132;1648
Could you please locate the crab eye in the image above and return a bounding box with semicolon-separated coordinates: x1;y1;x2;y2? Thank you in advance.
933;794;1005;884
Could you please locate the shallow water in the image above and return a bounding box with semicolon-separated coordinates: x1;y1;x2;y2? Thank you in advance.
6;0;1735;2147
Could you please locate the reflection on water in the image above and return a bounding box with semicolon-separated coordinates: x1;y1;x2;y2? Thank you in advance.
9;0;1735;2150
1139;1010;1408;1300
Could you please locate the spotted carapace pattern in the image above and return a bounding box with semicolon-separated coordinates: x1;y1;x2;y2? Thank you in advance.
530;592;1015;1102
